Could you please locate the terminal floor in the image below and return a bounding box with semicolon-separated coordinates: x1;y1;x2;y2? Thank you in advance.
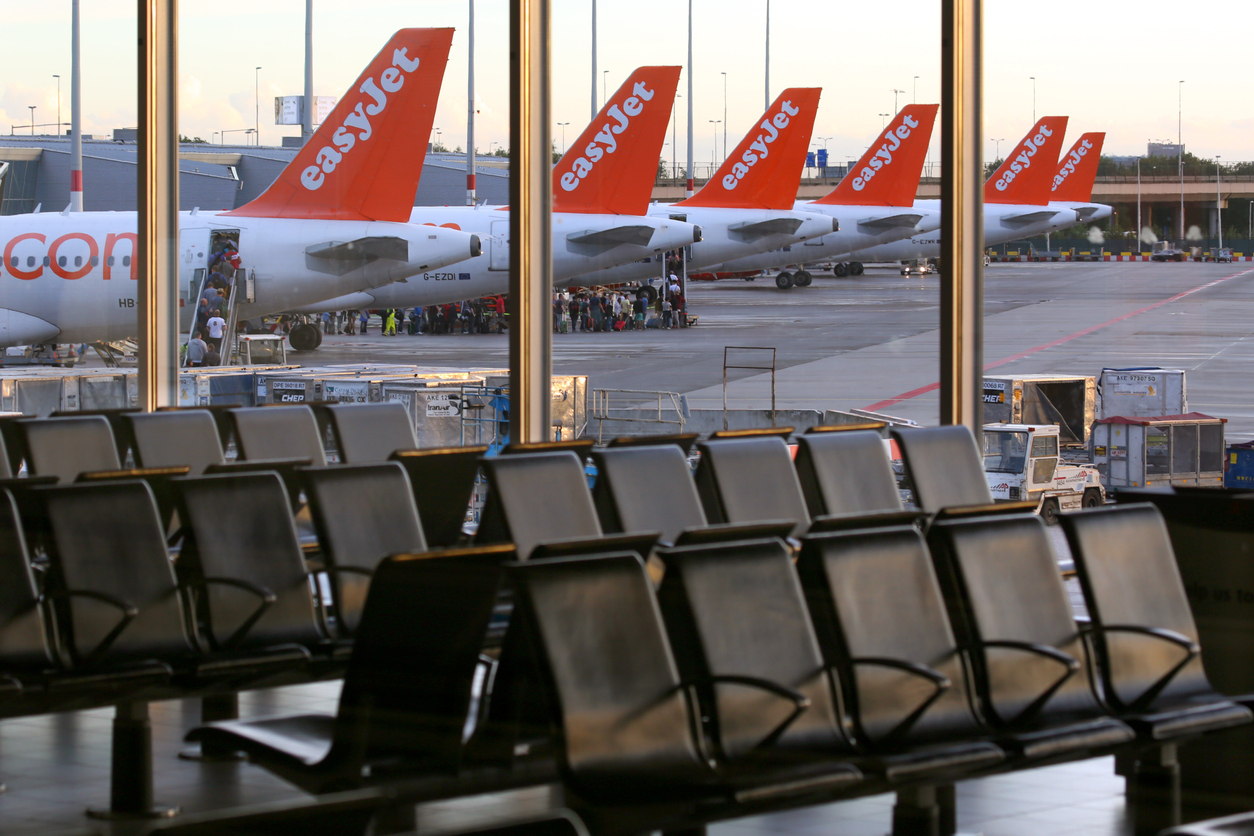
0;679;1138;836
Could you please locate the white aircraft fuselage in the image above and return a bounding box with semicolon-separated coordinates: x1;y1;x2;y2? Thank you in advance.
289;205;700;312
0;210;479;346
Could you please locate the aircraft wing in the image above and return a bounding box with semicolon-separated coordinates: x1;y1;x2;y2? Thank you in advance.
727;217;804;241
304;236;410;276
857;213;924;230
565;225;656;251
998;210;1060;227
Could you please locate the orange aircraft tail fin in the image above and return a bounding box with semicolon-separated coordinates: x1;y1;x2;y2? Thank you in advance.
1051;132;1105;202
226;28;453;222
552;67;681;215
984;116;1069;205
814;104;938;207
677;88;821;210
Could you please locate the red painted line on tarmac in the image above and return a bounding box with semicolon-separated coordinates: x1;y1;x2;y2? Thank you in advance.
865;267;1254;412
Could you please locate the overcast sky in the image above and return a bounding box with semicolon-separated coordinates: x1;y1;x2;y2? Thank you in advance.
2;0;1248;167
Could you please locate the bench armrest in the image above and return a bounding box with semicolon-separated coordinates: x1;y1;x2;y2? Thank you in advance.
691;674;811;754
197;577;277;649
980;639;1079;724
848;656;951;743
1081;623;1200;711
47;588;140;663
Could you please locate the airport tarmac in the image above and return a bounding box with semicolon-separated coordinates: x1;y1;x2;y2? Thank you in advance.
296;260;1254;440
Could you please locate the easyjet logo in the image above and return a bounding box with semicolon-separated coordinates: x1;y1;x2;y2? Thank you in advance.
2;231;137;281
851;113;920;192
720;100;801;191
994;124;1055;192
1051;138;1093;191
558;80;656;193
300;47;424;191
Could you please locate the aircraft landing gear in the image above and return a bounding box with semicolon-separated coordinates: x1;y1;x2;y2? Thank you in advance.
775;271;794;289
794;270;813;287
849;261;865;276
289;322;321;351
833;262;849;278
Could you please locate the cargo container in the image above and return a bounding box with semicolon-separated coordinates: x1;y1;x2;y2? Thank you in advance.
1090;412;1225;489
1097;368;1187;420
982;374;1096;445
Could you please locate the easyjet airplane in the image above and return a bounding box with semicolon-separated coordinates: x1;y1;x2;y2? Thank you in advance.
558;88;840;289
290;67;701;319
0;29;480;349
705;104;943;287
1050;131;1112;224
835;116;1081;265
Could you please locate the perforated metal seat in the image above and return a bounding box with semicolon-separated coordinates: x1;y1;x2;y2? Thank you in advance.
1060;504;1252;739
794;427;904;518
16;415;121;482
926;513;1135;759
300;462;427;635
390;446;487;548
510;552;863;808
322;402;418;463
891;425;993;512
188;546;515;793
591;444;706;545
661;535;1004;787
477;451;603;559
124;410;226;475
693;434;810;537
227;405;326;466
173;472;327;653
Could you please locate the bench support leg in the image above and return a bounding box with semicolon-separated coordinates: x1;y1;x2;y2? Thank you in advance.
86;701;179;820
1128;744;1180;836
893;784;955;836
179;693;245;761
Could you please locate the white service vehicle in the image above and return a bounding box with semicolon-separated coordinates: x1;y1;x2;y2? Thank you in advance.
983;423;1105;524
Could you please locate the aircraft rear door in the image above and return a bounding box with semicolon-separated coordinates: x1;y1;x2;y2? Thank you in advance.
179;228;212;332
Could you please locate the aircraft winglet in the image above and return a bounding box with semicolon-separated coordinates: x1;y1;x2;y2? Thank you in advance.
814;104;938;207
677;88;822;210
553;66;681;215
984;116;1069;206
226;28;454;222
1051;132;1105;202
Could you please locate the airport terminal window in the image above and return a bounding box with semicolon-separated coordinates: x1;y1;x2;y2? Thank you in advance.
984;431;1028;473
1146;427;1171;474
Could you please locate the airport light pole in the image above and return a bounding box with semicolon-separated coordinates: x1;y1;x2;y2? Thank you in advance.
721;72;727;162
603;70;608;106
557;121;568;154
879;113;889;130
686;0;694;198
764;0;770;110
69;0;83;209
1029;76;1035;122
590;0;597;121
913;75;919;104
672;93;680;181
1179;80;1185;239
709;119;720;168
255;67;261;146
1137;157;1141;254
28;107;35;135
53;75;61;134
468;0;477;205
892;89;903;114
990;137;1003;161
1216;156;1222;249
